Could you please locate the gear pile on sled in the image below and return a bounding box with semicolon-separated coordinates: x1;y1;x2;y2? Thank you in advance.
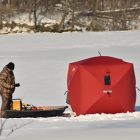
5;99;68;118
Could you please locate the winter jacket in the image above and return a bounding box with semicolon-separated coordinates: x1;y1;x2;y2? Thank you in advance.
0;66;15;95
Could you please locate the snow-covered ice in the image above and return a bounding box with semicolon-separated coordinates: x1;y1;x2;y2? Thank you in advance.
0;31;140;139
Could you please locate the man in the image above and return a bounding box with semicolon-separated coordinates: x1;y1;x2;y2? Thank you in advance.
0;62;20;117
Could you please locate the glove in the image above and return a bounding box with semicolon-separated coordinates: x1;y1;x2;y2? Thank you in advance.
14;83;20;87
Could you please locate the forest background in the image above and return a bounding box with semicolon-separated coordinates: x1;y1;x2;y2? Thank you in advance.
0;0;140;34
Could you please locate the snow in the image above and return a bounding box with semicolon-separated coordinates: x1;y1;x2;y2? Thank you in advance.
0;31;140;139
0;12;63;34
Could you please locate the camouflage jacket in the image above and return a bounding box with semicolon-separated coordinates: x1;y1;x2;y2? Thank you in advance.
0;66;15;95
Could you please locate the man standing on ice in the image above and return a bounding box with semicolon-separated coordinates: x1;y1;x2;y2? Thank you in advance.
0;62;20;117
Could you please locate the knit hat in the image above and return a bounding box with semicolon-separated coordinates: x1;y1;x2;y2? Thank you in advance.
6;62;15;70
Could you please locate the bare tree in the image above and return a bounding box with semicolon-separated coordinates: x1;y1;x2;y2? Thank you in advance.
0;2;2;29
58;0;69;32
33;0;37;31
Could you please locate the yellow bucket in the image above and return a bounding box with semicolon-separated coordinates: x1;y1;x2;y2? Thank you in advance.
12;99;22;111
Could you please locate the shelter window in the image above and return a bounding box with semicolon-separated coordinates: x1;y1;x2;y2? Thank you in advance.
104;75;111;85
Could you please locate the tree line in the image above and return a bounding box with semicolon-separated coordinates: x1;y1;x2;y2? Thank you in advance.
0;0;140;33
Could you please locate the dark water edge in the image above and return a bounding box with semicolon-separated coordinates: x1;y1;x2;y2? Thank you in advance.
135;106;140;111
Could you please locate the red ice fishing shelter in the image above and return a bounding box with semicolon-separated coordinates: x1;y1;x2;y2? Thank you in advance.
67;56;136;115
